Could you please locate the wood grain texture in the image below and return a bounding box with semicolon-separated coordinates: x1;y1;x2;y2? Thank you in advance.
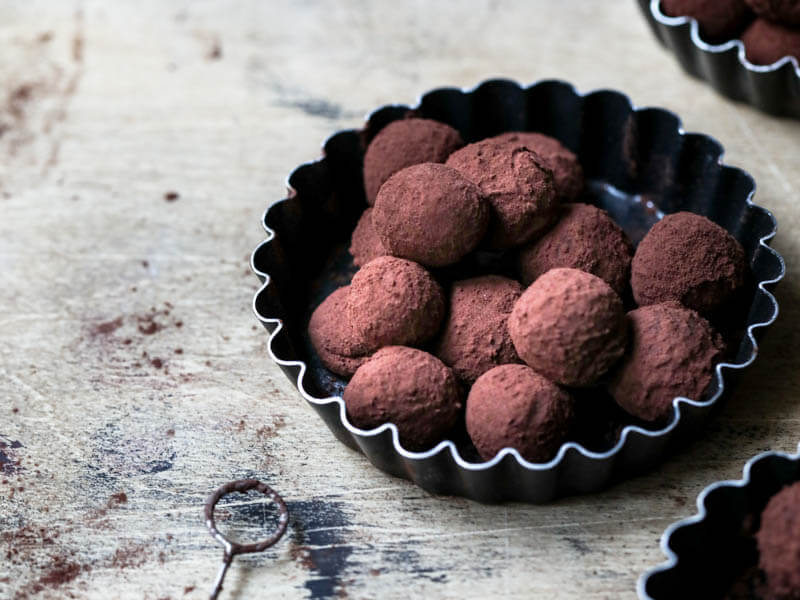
1;1;798;598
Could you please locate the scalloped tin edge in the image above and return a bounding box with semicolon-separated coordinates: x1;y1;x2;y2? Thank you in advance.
648;0;800;76
250;78;785;483
637;444;800;599
641;0;800;118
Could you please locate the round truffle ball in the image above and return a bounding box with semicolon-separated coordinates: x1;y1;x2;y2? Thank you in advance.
362;117;464;205
347;256;445;353
631;211;747;315
435;275;523;384
607;302;724;423
661;0;754;42
745;0;800;25
308;286;370;377
344;346;463;451
445;139;558;249
349;208;388;267
372;163;489;266
466;364;574;463
517;203;633;296
508;268;627;387
757;482;800;600
490;131;584;201
742;18;800;65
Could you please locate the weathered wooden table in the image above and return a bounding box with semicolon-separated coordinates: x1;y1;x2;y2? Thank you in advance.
2;1;798;598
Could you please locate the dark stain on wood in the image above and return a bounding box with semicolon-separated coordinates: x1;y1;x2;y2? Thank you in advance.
287;500;354;599
88;422;176;479
0;437;24;475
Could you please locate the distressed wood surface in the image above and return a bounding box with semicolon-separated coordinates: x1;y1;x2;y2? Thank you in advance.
1;1;799;598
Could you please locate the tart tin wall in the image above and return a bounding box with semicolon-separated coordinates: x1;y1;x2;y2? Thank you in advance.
638;0;800;119
639;446;800;599
251;79;784;503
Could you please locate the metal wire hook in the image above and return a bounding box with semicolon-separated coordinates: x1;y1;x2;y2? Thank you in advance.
204;479;289;600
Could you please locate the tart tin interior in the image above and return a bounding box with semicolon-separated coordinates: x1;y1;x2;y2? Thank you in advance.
251;79;783;503
639;447;800;599
639;0;800;119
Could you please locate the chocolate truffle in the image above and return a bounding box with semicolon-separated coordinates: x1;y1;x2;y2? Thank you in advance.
347;255;445;352
435;275;523;384
466;364;574;463
490;131;584;201
607;302;724;423
372;163;489;266
344;346;462;451
745;0;800;25
349;208;388;267
660;0;753;42
508;268;627;387
362;117;464;205
445;139;558;249
742;18;800;65
631;211;747;315
517;203;633;296
756;481;800;600
308;286;370;377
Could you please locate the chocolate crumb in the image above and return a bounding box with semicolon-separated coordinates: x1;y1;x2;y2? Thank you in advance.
174;348;183;354
150;357;164;369
164;191;179;202
207;40;222;60
107;492;128;508
111;543;148;569
166;429;175;437
37;558;84;587
91;317;123;336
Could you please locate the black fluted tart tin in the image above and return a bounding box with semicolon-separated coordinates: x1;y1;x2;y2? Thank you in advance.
638;0;800;118
251;78;784;503
639;446;800;599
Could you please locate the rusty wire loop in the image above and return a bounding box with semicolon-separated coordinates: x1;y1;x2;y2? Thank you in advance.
204;479;289;599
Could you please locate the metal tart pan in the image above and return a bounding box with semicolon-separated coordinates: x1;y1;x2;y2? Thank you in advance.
639;446;800;599
638;0;800;118
251;78;784;503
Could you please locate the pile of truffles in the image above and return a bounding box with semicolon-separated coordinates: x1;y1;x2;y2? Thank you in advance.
661;0;800;65
727;481;800;599
308;116;748;462
755;481;800;599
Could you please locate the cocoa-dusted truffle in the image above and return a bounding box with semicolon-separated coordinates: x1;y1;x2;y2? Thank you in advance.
308;286;370;377
490;131;584;201
349;208;388;267
372;163;489;266
745;0;800;25
517;203;633;296
344;346;462;451
445;139;557;249
347;255;445;352
742;18;800;65
756;481;800;600
466;364;574;462
631;211;746;315
660;0;753;42
435;275;523;384
508;268;627;387
607;302;724;423
362;117;464;205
